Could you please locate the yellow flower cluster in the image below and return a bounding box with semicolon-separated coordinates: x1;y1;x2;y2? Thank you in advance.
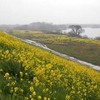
0;32;100;100
4;72;10;79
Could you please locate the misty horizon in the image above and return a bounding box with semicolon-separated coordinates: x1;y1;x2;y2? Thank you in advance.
1;22;100;26
0;0;100;25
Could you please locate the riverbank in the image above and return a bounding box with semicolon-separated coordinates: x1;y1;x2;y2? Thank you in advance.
23;39;100;71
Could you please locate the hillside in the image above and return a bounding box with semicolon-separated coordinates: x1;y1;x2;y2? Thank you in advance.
0;32;100;100
9;30;100;66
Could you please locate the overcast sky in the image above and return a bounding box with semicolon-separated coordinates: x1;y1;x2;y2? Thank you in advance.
0;0;100;25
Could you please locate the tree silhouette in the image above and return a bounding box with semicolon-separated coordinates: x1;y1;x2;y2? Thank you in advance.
68;25;84;36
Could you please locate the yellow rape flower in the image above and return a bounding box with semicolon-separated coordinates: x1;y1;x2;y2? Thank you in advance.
14;87;19;92
45;88;49;92
65;95;70;100
30;87;34;92
38;95;42;99
4;72;10;79
44;97;47;100
20;71;23;77
48;98;50;100
32;91;36;96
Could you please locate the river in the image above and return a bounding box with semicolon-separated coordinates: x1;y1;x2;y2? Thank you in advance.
62;28;100;38
81;28;100;38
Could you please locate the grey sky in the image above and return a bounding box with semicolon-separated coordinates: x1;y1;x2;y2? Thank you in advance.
0;0;100;24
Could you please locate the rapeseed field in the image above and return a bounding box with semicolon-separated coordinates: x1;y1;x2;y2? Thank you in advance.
0;32;100;100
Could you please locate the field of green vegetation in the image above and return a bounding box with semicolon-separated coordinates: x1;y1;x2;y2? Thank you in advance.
9;30;100;66
0;31;100;100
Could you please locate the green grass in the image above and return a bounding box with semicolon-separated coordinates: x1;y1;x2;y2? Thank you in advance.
46;42;100;66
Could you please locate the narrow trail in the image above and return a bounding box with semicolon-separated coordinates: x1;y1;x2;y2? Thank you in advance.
23;39;100;71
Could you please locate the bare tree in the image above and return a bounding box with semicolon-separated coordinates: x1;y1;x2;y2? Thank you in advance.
68;25;84;36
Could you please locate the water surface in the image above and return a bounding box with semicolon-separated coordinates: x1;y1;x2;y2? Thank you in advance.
81;28;100;38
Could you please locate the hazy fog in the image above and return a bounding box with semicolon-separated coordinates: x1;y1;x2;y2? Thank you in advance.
0;0;100;25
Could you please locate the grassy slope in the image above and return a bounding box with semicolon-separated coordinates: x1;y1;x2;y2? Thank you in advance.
9;30;100;66
0;32;100;100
